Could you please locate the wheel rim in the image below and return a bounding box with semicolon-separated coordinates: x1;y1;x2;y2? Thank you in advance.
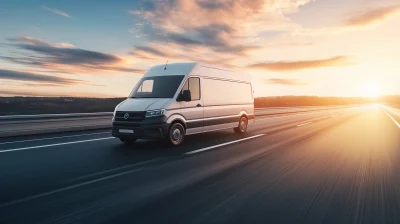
171;126;183;144
240;118;247;132
172;129;181;140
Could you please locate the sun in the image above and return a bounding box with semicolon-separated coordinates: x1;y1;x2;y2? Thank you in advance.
362;82;381;98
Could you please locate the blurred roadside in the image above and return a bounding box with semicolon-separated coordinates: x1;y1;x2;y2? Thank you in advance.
0;95;399;115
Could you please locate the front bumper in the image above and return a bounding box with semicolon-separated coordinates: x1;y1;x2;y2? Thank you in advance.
112;121;169;139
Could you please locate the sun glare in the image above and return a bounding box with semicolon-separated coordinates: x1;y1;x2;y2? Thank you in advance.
363;82;381;98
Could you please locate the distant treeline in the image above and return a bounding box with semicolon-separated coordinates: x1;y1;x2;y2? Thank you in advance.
0;96;399;115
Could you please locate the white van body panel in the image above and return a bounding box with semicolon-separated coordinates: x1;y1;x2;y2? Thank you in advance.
191;64;250;82
113;62;254;139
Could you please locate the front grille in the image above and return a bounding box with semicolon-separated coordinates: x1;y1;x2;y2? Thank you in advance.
115;111;146;122
112;122;141;127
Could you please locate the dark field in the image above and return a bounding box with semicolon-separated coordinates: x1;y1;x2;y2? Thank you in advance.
0;97;125;115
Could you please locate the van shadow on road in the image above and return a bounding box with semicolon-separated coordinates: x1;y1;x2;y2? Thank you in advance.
111;130;252;157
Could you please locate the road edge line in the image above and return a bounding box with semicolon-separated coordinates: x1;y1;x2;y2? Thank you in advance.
382;108;400;128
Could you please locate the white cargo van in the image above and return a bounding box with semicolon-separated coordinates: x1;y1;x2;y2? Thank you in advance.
112;62;254;146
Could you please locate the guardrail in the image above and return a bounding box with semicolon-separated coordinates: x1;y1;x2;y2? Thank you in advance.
0;112;113;122
1;106;348;122
254;105;349;116
0;106;350;138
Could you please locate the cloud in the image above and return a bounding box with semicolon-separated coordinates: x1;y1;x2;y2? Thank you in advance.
344;5;400;27
0;69;85;85
130;43;236;67
132;46;173;58
42;6;71;18
267;42;315;48
247;56;355;71
294;5;400;37
128;0;313;64
195;0;235;10
4;37;145;74
147;23;258;56
164;32;204;46
0;56;46;67
10;37;119;65
264;78;308;85
136;0;312;32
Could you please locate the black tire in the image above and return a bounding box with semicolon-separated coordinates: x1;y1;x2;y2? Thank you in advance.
119;138;137;144
167;122;185;146
234;116;248;134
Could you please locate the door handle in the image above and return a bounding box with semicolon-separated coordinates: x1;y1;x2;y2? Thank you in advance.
196;104;202;107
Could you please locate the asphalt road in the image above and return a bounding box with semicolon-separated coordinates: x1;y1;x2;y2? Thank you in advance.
0;105;399;224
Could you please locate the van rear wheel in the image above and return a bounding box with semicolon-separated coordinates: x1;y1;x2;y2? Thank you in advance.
234;116;248;134
167;123;185;146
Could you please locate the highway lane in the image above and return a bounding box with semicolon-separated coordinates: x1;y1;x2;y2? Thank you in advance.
128;106;399;224
1;105;400;223
0;107;358;203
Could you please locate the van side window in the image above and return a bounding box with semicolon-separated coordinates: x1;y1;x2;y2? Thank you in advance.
181;77;200;100
189;78;200;100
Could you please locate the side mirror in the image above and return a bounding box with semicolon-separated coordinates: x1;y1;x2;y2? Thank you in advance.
181;90;191;102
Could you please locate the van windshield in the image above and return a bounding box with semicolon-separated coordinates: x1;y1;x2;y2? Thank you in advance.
129;75;185;98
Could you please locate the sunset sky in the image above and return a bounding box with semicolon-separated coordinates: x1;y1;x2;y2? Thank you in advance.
0;0;399;98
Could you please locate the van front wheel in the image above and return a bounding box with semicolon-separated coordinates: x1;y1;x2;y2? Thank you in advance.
167;123;185;146
234;116;248;134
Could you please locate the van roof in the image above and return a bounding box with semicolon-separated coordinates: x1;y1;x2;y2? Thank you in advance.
145;62;196;77
143;62;250;83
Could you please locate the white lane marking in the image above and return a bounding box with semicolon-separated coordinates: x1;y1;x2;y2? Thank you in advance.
296;122;313;127
382;109;400;128
184;134;265;155
0;132;110;145
0;166;144;208
0;137;115;153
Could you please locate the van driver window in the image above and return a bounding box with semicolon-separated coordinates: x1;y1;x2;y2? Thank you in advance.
138;80;153;93
181;77;200;100
130;75;184;98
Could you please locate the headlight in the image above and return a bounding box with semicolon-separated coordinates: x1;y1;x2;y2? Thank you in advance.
145;109;166;118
